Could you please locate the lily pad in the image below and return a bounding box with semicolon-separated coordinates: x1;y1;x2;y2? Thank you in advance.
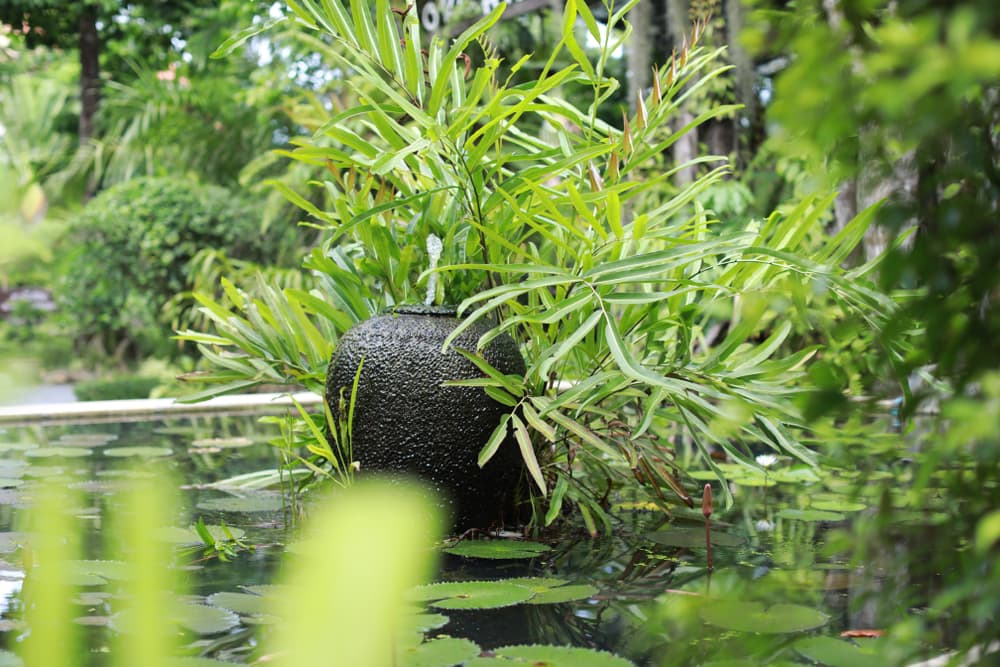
207;591;268;616
159;524;247;545
196;494;283;513
56;433;117;447
728;475;777;488
505;577;599;605
68;560;129;581
397;637;480;667
466;644;635;666
769;466;822;483
408;581;535;610
0;461;26;475
403;612;450;632
22;465;65;478
810;499;868;512
794;636;883;667
0;533;25;554
104;446;173;458
25;447;92;458
700;600;828;634
243;584;289;597
646;527;743;548
444;540;551;560
190;437;254;449
0;443;36;452
174;602;240;635
777;509;846;522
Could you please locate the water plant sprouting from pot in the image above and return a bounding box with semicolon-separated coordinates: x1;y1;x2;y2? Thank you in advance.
182;0;894;532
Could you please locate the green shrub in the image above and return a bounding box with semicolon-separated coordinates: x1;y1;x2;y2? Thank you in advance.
73;375;161;401
57;177;271;360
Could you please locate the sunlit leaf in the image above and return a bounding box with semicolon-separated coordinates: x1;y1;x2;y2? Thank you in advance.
173;602;240;635
700;601;829;634
397;638;480;667
207;591;269;617
793;636;883;667
407;581;535;610
444;540;551;560
505;577;599;605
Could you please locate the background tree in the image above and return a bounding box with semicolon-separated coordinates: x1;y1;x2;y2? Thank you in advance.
0;0;276;193
752;0;1000;396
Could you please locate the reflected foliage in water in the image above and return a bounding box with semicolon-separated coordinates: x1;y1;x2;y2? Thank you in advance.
0;413;991;665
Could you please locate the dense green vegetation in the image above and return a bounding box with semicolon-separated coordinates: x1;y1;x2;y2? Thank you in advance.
1;0;998;664
59;176;281;360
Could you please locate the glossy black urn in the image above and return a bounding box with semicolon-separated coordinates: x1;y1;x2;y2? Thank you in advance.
325;305;525;531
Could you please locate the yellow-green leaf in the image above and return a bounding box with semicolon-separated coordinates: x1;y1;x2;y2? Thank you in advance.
512;414;546;495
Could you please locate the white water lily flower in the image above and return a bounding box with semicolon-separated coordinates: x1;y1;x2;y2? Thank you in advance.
755;454;778;468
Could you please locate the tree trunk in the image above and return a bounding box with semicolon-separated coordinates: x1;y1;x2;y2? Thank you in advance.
833;177;858;234
724;0;759;167
627;0;654;115
78;7;101;145
78;6;101;198
858;141;916;262
666;0;697;186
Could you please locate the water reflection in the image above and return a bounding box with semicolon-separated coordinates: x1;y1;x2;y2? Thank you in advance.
0;413;973;666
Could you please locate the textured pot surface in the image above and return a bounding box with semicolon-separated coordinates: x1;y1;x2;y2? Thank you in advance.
325;306;525;530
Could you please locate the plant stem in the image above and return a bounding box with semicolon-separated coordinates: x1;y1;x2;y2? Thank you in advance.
702;483;714;572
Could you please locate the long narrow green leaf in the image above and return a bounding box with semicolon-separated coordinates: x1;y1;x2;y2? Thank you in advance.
176;379;262;403
375;0;405;79
211;16;287;59
454;348;524;395
402;10;423;103
561;0;596;80
426;2;506;115
544;474;569;526
349;0;380;59
512;414;546;495
478;413;511;467
522;402;557;442
318;0;358;46
536;309;602;379
545;408;620;460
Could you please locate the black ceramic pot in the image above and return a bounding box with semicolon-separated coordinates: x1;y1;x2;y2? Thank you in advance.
325;305;526;531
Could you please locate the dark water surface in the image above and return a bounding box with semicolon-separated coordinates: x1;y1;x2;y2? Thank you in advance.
0;414;950;666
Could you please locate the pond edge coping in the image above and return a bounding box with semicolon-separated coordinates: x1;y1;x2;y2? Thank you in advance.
0;391;323;426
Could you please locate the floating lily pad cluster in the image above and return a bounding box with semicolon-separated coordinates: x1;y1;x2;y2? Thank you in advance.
187;577;619;666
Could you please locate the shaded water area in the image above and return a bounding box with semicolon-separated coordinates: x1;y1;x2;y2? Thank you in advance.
0;412;967;665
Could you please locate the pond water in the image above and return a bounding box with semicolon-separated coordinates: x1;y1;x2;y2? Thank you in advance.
0;412;955;666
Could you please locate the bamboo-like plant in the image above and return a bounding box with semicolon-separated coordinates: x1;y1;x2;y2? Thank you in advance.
182;0;895;530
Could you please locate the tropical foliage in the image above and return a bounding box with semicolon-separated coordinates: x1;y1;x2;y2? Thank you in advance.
59;176;280;360
183;0;893;530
